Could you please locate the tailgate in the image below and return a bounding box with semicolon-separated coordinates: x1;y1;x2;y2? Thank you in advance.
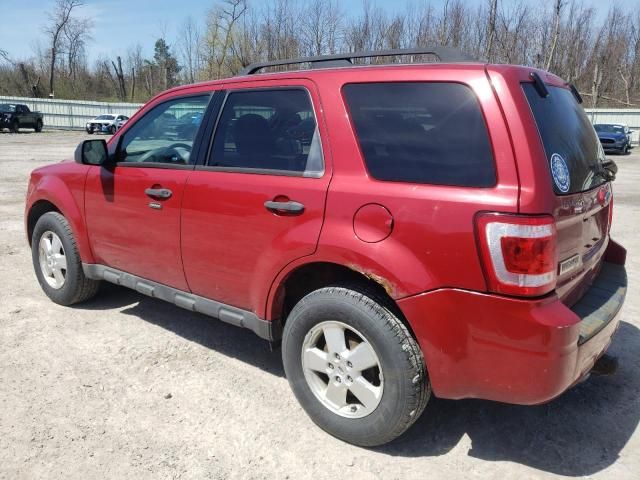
521;81;612;305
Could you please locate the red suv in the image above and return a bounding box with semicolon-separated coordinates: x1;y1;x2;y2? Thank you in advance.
25;48;627;446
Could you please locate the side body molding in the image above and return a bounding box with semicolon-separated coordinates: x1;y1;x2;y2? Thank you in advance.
83;264;281;341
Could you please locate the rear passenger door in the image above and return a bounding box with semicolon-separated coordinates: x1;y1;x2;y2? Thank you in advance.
181;81;331;315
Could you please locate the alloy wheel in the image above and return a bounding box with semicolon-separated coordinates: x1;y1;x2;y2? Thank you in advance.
38;231;67;289
301;320;384;418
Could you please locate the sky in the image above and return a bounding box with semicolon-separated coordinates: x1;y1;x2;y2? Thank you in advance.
0;0;637;64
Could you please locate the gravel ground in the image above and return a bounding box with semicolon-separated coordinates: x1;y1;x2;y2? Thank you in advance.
1;130;639;480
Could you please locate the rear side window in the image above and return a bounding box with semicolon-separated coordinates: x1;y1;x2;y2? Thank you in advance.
343;82;495;187
523;84;606;195
209;89;323;176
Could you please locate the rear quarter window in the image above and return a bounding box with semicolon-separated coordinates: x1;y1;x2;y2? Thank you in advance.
343;82;496;187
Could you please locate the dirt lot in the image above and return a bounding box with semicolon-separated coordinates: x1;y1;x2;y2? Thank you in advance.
1;130;639;480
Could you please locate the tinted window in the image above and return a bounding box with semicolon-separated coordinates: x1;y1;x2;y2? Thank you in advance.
523;84;606;195
119;95;210;165
343;82;495;187
209;89;323;176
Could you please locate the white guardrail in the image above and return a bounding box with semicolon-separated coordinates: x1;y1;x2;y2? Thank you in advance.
1;95;640;143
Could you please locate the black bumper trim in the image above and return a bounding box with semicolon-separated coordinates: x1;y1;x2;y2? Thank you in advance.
572;262;627;344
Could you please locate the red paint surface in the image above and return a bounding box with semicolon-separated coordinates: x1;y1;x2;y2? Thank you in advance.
353;204;393;243
25;62;627;404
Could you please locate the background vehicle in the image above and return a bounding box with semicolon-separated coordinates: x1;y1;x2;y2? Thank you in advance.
115;116;129;131
86;114;129;134
25;48;627;447
0;103;43;133
594;123;631;154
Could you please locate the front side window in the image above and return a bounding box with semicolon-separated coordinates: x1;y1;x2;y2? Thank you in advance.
209;89;323;176
343;82;496;187
119;95;210;165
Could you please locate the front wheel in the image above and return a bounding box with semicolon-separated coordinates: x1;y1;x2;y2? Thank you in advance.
282;286;430;446
32;212;100;305
35;119;43;132
10;119;19;133
109;125;116;135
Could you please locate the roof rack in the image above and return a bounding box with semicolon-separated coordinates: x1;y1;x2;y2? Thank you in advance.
239;46;475;76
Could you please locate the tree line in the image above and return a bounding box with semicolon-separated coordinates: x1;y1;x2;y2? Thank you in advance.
0;0;639;108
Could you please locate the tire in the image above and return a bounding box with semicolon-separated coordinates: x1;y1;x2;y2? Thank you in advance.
282;286;430;446
86;128;94;135
31;212;100;306
35;119;43;132
109;125;116;135
10;119;19;133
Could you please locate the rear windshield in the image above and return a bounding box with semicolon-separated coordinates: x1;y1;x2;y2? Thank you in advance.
523;84;606;195
343;82;496;187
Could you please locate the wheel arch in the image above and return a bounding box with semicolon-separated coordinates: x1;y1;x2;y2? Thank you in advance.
26;177;95;263
27;200;60;244
267;260;417;340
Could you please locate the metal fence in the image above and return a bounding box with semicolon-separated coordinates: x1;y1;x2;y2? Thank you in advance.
0;95;142;130
2;95;640;143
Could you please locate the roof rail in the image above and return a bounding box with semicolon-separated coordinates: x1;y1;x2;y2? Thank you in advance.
239;46;475;76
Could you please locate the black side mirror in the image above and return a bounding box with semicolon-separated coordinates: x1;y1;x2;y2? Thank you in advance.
603;159;618;181
74;139;108;166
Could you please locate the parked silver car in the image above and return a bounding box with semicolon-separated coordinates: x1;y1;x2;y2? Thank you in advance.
85;114;129;135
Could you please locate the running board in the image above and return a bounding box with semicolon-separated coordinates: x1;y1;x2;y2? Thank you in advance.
82;264;281;341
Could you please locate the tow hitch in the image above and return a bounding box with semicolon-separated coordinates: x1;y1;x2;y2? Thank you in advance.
591;353;619;376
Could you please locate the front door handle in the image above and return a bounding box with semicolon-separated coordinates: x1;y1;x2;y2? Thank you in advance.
264;200;305;215
145;188;172;199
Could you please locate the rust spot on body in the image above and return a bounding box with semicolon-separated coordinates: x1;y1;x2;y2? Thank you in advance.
348;264;395;297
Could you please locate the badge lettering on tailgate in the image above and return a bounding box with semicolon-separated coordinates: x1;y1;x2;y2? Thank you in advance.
559;254;581;276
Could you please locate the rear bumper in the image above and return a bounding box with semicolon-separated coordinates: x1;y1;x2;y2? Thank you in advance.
398;242;627;405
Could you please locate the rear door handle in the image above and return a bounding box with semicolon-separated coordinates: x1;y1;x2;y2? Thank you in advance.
145;188;172;199
264;200;305;215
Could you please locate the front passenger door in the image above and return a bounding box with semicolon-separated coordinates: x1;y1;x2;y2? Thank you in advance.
84;93;211;290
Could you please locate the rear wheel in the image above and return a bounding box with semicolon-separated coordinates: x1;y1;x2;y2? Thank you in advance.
32;212;100;305
282;286;430;446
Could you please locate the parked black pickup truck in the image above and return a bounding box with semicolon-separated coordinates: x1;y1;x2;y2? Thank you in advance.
0;103;44;133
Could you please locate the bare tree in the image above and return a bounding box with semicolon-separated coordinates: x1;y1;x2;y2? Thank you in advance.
485;0;498;61
44;0;84;96
179;16;201;83
545;0;564;71
111;56;127;101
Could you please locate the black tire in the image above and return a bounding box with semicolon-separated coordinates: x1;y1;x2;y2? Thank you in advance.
282;286;430;446
10;119;19;133
86;128;94;135
31;212;100;305
109;125;116;135
35;119;43;132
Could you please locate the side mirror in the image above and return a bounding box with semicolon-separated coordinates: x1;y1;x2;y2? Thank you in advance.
74;139;108;166
603;159;618;181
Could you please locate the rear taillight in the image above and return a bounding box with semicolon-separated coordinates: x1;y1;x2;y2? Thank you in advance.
476;213;557;297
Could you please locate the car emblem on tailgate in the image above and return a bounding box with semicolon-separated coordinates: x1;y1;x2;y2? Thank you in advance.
550;153;570;193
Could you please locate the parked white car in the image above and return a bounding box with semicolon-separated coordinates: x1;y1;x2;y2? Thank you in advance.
86;114;129;135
